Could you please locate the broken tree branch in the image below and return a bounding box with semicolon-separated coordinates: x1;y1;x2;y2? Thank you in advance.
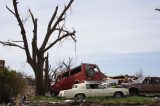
40;0;74;51
0;41;25;49
12;0;32;62
29;9;38;61
44;30;76;52
47;6;58;31
6;5;16;16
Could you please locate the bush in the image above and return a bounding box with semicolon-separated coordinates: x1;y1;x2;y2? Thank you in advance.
0;67;26;103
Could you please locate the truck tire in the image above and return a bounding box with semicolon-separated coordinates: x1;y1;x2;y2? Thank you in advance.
86;68;95;78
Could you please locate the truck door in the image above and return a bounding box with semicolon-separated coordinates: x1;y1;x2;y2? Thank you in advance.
151;78;160;93
141;77;153;93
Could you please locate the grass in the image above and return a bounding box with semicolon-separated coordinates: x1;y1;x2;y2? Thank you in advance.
85;96;159;105
31;96;160;105
31;96;64;103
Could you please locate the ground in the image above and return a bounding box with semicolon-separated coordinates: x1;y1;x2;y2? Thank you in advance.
2;96;160;106
28;96;160;106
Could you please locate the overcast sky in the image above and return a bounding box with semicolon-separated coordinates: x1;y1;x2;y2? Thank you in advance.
1;0;160;77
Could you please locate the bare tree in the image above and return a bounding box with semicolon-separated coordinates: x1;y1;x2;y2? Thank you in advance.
62;57;74;70
134;70;144;79
0;0;76;95
49;57;74;82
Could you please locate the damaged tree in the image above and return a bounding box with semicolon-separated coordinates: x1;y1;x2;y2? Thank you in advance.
0;0;76;95
49;57;74;81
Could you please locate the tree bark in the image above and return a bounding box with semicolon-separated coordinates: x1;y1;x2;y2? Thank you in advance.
44;54;50;93
35;69;44;95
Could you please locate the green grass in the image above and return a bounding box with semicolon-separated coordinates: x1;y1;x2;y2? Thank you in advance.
32;96;64;103
85;96;159;105
31;96;160;105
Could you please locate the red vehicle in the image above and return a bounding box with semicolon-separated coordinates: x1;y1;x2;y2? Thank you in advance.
51;63;105;96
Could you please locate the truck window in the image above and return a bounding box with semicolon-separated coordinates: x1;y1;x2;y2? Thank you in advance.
62;71;69;78
144;78;152;84
70;67;81;76
153;78;160;84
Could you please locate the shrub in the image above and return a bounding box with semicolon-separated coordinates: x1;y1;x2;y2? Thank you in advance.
0;67;26;103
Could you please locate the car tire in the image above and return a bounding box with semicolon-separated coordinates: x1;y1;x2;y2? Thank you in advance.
75;94;85;102
50;90;59;97
50;90;55;97
114;92;123;98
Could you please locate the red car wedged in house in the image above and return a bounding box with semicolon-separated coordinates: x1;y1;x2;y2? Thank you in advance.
51;63;105;96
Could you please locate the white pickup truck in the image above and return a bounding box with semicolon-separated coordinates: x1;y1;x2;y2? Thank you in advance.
58;82;129;101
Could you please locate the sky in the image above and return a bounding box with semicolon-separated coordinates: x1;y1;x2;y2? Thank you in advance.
0;0;160;77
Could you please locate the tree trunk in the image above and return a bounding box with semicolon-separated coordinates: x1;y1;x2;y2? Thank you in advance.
44;68;49;92
35;69;44;95
44;54;50;93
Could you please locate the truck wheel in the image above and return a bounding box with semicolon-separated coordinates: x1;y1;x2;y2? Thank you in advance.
75;94;85;102
86;68;95;78
114;92;123;98
130;89;139;96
